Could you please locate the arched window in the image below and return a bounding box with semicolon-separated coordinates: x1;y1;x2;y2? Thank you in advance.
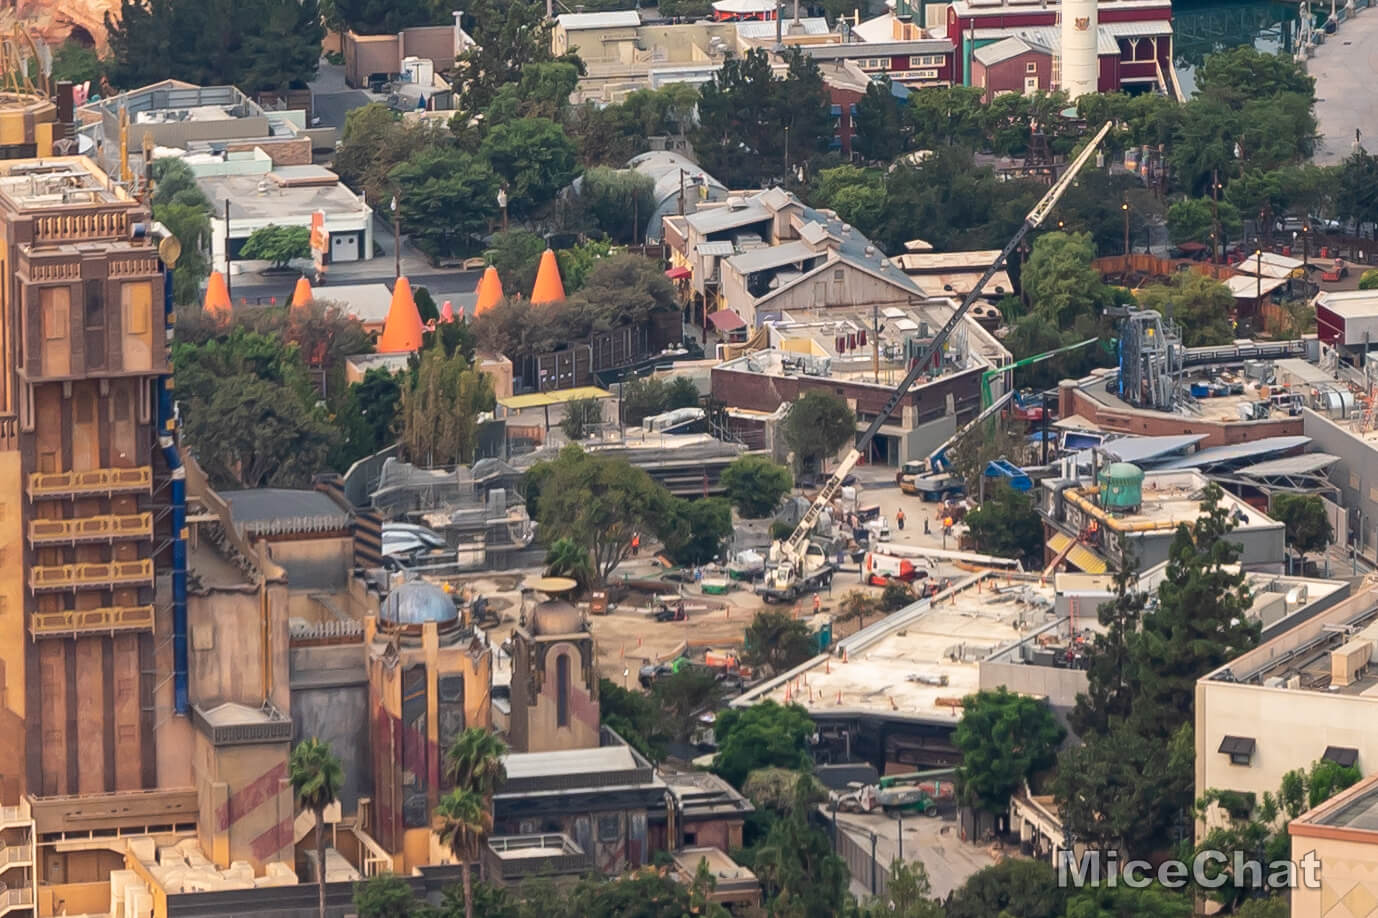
556;653;570;728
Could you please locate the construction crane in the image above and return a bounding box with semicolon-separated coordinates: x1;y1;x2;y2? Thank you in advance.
979;337;1100;411
761;121;1115;601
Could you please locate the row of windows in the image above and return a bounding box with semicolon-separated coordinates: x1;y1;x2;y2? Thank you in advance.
857;55;946;70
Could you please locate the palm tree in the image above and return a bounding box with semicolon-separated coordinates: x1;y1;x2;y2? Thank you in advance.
434;788;488;918
543;537;592;592
289;738;344;918
441;728;507;918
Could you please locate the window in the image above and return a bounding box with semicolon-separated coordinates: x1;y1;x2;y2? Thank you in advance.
1323;746;1359;768
909;55;943;67
121;281;151;335
1027;61;1038;73
556;653;570;728
833;269;845;281
84;280;104;328
41;287;69;340
1218;735;1255;766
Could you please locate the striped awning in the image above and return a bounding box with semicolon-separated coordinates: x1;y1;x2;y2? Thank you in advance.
1047;532;1108;575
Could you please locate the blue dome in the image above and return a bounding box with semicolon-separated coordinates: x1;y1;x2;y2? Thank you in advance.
382;580;457;625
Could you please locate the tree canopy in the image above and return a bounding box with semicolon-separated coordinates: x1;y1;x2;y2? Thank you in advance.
963;482;1045;568
721;455;793;519
1134;273;1236;348
741;609;818;679
712;701;815;788
954;687;1064;814
783;391;856;473
1271;492;1332;562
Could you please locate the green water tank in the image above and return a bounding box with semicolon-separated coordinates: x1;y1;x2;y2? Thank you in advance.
1099;462;1145;512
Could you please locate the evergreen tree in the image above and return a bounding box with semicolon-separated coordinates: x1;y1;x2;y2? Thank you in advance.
1069;558;1146;737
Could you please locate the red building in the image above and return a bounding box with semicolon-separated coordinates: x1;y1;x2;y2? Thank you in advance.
803;39;956;89
946;0;1175;97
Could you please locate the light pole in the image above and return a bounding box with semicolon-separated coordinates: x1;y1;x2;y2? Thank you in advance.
1210;168;1222;263
1302;224;1310;270
1255;248;1262;304
390;194;400;279
497;186;509;233
1121;197;1130;260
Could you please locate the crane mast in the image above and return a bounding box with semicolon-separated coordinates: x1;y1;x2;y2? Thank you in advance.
775;121;1115;572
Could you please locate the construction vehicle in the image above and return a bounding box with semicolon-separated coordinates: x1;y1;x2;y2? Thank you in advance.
756;540;835;602
863;551;928;585
761;121;1114;598
903;470;966;501
830;769;956;816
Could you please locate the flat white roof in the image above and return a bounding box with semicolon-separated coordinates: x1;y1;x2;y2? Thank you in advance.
735;575;1055;721
1316;289;1378;319
557;10;641;28
503;744;640;780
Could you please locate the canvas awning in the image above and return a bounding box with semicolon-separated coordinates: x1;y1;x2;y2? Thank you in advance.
1046;532;1108;575
665;266;691;279
708;309;747;332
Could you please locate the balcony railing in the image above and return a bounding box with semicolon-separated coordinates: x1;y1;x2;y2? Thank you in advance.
27;466;152;499
0;803;28;829
0;887;33;916
28;513;153;546
29;605;155;639
0;842;32;871
29;559;153;593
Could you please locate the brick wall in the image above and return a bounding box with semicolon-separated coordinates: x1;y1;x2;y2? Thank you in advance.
1059;382;1303;447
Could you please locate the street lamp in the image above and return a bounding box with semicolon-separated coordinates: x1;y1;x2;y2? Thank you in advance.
497;186;509;233
1121;197;1130;258
1301;223;1310;270
390;194;400;280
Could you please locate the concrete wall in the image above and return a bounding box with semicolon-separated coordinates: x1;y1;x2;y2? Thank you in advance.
400;25;457;66
980;660;1089;711
290;643;370;812
1304;407;1378;561
188;583;292;714
266;536;353;594
345;33;401;88
1290;830;1378;917
194;730;293;871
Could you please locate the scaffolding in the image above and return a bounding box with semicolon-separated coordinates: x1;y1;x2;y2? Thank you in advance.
1116;308;1183;411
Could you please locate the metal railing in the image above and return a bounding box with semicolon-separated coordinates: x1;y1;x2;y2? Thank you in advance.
27;466;152;499
0;843;31;869
0;887;33;916
29;605;155;639
28;512;153;546
29;559;154;592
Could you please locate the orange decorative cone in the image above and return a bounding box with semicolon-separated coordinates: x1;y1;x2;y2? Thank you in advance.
377;276;425;353
474;265;504;315
440;300;454;322
290;276;313;309
530;249;565;305
204;270;232;320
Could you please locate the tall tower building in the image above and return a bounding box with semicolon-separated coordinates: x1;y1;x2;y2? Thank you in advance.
0;156;170;811
509;579;600;754
1059;0;1100;100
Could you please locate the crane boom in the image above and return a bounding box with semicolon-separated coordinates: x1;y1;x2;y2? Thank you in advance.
779;121;1114;565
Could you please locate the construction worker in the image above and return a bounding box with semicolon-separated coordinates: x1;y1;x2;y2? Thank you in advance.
631;532;641;557
896;508;906;531
813;593;821;614
924;517;930;535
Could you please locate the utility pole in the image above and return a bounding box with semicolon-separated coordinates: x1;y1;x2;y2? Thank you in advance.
1302;224;1310;270
1210;167;1221;264
1121;196;1130;261
224;199;232;298
872;301;880;383
784;125;791;182
498;186;509;233
678;168;685;216
391;194;400;279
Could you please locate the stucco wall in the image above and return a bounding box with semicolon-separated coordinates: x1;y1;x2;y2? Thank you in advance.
267;537;353;594
1304;407;1378;561
188;583;291;713
1290;830;1378;916
1058;379;1303;447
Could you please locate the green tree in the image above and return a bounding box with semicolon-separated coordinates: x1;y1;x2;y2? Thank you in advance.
837;590;881;630
1021;231;1112;327
289;738;344;918
399;340;495;466
865;860;943;918
661;497;732;566
560;397;603;441
944;859;1067;918
172;325;338;488
652;665;726;744
1063;883;1192;918
664;376;700;410
529;446;673;583
783;391;855;473
391;149;499;257
620;376;669;426
1335;151;1378;230
151;158;213;305
555;238;614;293
239;224;311;269
907;84;986;149
880;581;916;613
1225;168;1287;240
335;104;441;206
544;537;593;591
565;868;728;918
441;728;507;918
578;167;656;243
479;118;578;218
1069;564;1146;736
742;609;817;678
51;40;104;84
599;677;667;761
712;701;815;788
1361;270;1378;290
1232;898;1290;918
329;367;402;469
963;482;1044;567
485;61;581;125
566;84;700;168
452;0;564;116
853;79;908;162
485;230;548;297
954;687;1064;814
744;776;850;918
1134;273;1236;347
1057;171;1156;257
352;873;416;918
1271;492;1332;570
721;455;792;518
329;0;444;34
1166;196;1242;248
573;253;679;326
105;0;322;93
693;48;832;187
1195;46;1315;105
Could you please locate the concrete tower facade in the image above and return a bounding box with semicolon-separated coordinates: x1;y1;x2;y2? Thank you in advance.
1059;0;1099;100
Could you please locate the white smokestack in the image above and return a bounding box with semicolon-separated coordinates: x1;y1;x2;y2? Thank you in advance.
1059;0;1098;100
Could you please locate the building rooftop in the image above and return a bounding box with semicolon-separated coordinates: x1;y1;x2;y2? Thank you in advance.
317;282;397;325
221;488;350;535
733;574;1056;723
1206;587;1378;697
737;16;831;38
0;158;129;209
1293;773;1378;832
557;10;642;28
949;0;1172;16
802;37;952;57
1055;469;1277;530
196;169;366;221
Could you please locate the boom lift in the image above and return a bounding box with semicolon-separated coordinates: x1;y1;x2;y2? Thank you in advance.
761;121;1114;600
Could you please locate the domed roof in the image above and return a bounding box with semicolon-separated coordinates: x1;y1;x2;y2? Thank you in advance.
382;580;457;625
1101;462;1145;481
528;599;581;636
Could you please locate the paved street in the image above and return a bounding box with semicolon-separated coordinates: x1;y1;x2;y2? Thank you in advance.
309;59;376;131
1309;10;1378;164
834;810;998;901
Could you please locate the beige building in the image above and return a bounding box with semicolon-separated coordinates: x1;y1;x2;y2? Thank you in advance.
1196;584;1378;837
1290;771;1378;918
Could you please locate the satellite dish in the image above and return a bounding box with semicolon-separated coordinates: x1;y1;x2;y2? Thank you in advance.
158;235;182;268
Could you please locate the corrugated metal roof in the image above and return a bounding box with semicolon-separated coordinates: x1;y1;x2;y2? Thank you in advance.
737;16;830;38
972;26;1119;56
726;240;820;274
1225;274;1289;298
1235;453;1341;477
556;10;641;29
222;488;349;529
685;202;772;235
1154;436;1313;470
804;38;951;58
1048;532;1108;575
1097;434;1207;464
973;37;1041;66
697;240;736;256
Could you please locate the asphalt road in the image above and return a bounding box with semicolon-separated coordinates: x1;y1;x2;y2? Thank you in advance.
1310;11;1378;164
